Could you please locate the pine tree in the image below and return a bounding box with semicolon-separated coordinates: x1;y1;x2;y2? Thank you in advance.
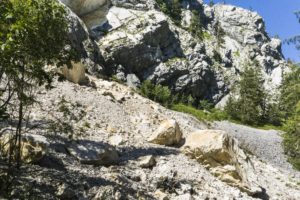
283;101;300;170
239;66;266;124
279;65;300;119
225;65;267;125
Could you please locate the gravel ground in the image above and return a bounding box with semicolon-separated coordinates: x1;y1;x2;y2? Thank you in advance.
213;121;300;176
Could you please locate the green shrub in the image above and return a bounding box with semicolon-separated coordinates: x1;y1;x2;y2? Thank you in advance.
214;21;226;48
140;80;172;107
155;0;183;25
172;103;228;121
198;100;214;110
212;50;223;63
283;101;300;170
188;10;204;40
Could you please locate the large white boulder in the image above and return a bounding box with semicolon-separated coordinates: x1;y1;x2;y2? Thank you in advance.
148;120;183;146
183;130;261;195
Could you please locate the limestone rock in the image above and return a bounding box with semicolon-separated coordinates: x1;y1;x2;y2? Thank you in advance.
212;4;267;45
148;120;182;146
126;74;141;88
0;133;49;164
139;155;156;168
62;0;287;104
173;194;194;200
93;186;115;200
67;140;119;166
99;8;183;74
182;130;261;195
111;0;156;11
64;5;104;75
60;61;88;84
109;135;124;146
60;0;111;28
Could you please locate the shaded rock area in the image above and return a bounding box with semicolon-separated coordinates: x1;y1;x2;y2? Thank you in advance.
67;140;119;166
0;132;49;164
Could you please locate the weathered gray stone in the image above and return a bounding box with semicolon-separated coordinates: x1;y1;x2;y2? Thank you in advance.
67;140;119;166
63;5;105;75
139;155;156;168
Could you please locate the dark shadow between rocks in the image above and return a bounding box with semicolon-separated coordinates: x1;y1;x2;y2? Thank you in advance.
118;145;179;163
251;187;270;200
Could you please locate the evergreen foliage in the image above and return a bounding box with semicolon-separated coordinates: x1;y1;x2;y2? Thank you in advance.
214;21;226;48
188;10;204;40
225;65;267;125
155;0;183;25
140;80;172;107
283;101;300;170
281;65;300;170
279;65;300;119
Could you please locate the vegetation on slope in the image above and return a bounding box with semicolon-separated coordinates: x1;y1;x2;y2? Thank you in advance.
281;66;300;170
139;62;300;170
0;0;72;196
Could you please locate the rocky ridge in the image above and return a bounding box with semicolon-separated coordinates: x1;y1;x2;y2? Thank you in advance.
60;0;288;104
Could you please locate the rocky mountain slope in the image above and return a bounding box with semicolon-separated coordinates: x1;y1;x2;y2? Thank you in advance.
62;0;287;105
1;0;299;199
7;76;299;199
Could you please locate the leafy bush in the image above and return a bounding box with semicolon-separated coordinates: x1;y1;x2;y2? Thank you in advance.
198;100;214;110
155;0;183;25
140;80;172;107
172;103;228;121
283;101;300;170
